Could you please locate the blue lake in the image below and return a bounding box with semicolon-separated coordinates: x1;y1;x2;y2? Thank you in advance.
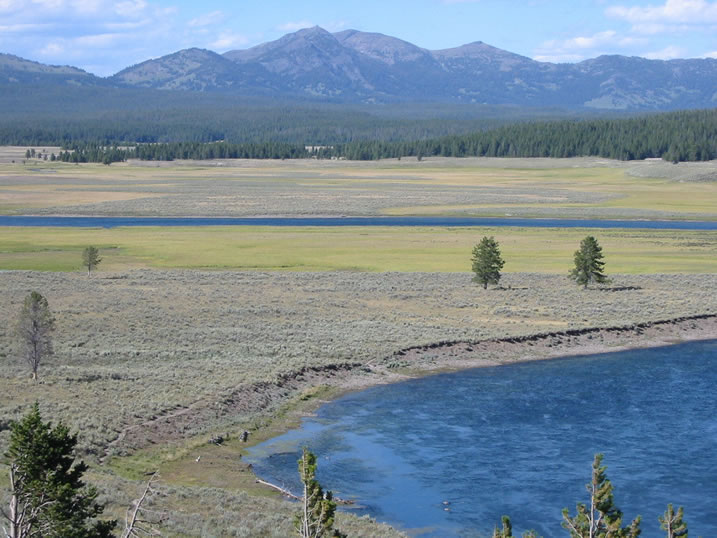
246;340;717;536
1;215;717;229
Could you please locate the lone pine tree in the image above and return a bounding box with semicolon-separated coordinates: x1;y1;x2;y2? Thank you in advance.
570;235;607;289
82;246;102;277
471;236;505;289
15;291;55;381
295;448;343;538
659;504;688;538
562;453;641;538
3;403;116;538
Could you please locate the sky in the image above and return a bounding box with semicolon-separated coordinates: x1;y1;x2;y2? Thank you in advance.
1;0;717;76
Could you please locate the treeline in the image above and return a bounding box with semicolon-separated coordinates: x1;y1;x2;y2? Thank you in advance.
53;142;313;164
32;108;717;164
330;108;717;162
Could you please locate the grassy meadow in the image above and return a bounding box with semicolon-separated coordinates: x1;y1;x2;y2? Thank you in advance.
1;225;717;273
1;155;716;536
1;156;717;220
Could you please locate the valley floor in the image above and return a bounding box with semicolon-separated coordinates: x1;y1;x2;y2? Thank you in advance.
0;156;715;536
1;270;715;535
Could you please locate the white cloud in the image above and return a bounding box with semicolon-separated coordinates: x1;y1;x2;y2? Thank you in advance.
0;22;41;31
209;32;249;51
0;0;180;74
322;20;348;32
39;42;63;55
0;0;22;12
607;0;717;24
534;53;586;63
188;10;223;28
114;0;147;17
277;20;315;32
569;30;617;49
74;32;123;46
644;45;688;59
535;30;644;62
704;50;717;57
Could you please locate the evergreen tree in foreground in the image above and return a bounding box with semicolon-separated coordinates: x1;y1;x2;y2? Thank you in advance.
82;246;102;277
471;236;506;289
569;236;607;289
295;448;342;538
2;403;116;538
493;515;513;537
491;515;539;537
16;291;55;381
659;504;688;538
562;453;641;538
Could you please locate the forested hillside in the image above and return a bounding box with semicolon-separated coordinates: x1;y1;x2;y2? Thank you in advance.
0;84;589;146
47;108;717;164
331;109;717;162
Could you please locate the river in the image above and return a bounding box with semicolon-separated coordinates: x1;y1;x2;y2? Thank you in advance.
1;215;717;229
246;340;717;536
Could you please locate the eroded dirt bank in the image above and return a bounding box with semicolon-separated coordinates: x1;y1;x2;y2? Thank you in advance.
105;314;717;460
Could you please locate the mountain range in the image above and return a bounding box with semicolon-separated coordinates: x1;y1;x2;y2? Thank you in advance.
3;26;717;110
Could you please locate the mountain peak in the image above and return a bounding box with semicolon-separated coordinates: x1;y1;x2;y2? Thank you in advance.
8;26;717;110
295;25;330;36
433;40;529;61
111;47;243;91
334;29;432;65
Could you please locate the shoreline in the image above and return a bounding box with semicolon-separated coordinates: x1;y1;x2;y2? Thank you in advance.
105;314;717;463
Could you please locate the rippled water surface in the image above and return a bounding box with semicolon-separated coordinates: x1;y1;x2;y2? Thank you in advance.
246;340;717;536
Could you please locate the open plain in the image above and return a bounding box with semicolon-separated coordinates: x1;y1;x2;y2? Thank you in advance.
1;156;716;220
1;155;716;536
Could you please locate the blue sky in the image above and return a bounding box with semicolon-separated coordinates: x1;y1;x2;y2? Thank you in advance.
1;0;716;76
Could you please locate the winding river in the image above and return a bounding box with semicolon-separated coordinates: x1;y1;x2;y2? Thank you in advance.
246;340;717;537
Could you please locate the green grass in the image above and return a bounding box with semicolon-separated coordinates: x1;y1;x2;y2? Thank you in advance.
2;225;716;273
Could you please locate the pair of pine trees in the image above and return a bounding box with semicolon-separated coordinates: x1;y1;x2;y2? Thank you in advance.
471;235;607;289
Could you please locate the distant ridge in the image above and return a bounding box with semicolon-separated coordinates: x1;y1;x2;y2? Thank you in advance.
4;27;717;110
0;52;105;86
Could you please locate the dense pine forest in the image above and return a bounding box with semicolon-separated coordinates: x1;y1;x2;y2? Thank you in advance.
1;85;581;146
331;108;717;162
44;108;717;164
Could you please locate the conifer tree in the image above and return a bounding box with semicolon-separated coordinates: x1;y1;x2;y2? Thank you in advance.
569;236;607;289
562;453;641;538
16;291;55;381
491;515;540;538
82;246;102;277
471;236;505;290
2;403;116;537
659;504;687;538
493;515;513;537
294;448;341;538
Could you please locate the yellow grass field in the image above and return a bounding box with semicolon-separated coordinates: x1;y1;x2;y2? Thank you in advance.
1;157;716;219
1;225;716;273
